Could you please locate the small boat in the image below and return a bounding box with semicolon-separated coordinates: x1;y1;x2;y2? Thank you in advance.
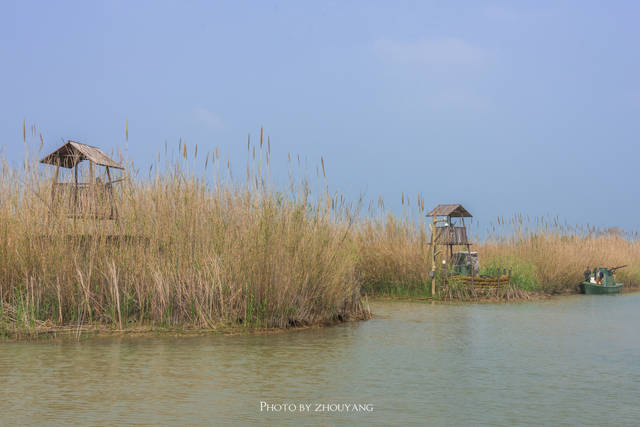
580;281;623;294
579;265;626;295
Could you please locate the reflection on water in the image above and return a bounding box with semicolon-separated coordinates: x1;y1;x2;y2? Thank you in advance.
2;295;640;426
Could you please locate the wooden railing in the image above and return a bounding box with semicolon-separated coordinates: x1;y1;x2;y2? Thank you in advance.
434;226;469;245
51;182;117;219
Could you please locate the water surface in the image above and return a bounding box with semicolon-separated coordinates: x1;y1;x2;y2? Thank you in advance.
2;295;639;426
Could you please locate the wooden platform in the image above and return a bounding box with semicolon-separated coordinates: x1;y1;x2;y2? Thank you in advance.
445;274;511;289
36;234;150;247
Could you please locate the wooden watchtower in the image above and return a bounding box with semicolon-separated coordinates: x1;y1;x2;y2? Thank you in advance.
40;140;124;220
426;204;473;294
426;204;473;262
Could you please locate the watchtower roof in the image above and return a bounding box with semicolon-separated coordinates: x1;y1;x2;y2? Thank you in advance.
426;204;472;218
40;140;123;170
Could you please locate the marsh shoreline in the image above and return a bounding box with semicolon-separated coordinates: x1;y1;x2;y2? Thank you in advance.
3;145;640;343
5;286;639;341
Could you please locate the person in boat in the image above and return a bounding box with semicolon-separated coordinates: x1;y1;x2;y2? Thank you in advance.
594;268;604;285
584;266;591;282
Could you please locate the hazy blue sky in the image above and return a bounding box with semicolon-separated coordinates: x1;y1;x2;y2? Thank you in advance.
2;1;639;233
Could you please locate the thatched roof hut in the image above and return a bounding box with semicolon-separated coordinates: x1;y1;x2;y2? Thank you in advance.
40;140;123;169
427;203;473;262
426;204;472;218
40;140;123;220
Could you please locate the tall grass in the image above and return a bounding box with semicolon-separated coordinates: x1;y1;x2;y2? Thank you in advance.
480;216;640;293
356;214;431;297
2;127;638;337
0;131;368;337
355;212;640;297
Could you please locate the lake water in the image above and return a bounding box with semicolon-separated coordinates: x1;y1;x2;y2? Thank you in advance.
2;295;639;426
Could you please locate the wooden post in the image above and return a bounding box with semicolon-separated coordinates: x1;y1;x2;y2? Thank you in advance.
89;161;95;184
430;216;437;296
89;161;95;217
441;263;447;290
459;216;474;289
106;166;116;219
49;164;60;220
73;163;78;218
467;243;474;288
446;216;452;264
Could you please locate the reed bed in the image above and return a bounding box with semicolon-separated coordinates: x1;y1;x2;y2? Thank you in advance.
0;132;368;337
479;217;640;293
355;213;640;297
355;215;431;297
2;128;638;337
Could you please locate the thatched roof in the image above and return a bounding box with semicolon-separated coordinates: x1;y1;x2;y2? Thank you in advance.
40;141;123;169
426;204;472;218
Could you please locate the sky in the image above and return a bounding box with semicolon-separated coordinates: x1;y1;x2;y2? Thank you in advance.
1;0;639;233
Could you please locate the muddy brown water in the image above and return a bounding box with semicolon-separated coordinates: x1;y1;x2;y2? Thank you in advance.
2;294;639;426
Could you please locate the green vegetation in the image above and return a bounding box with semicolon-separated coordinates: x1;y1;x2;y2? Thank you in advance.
481;223;640;294
356;215;432;298
358;214;640;298
480;259;539;292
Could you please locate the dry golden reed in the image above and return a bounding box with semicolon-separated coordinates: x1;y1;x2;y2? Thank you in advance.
0;133;368;337
1;128;638;337
355;212;640;296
